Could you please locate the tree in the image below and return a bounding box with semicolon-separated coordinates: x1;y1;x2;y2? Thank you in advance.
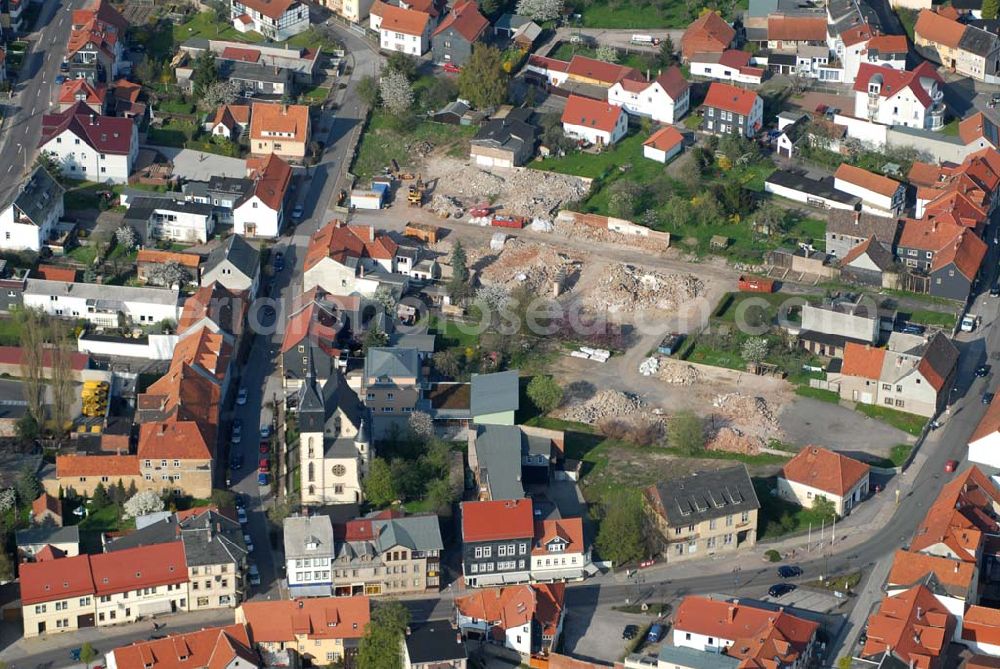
594;45;619;63
422;73;458;109
667;410;704;455
658;35;677;67
425;477;456;514
15;466;41;506
812;495;837;521
91;482;110;509
448;241;471;301
386;52;418;81
14;414;38;443
146;261;191;287
34;152;62;178
210;488;236;509
126;480;139;498
362;458;397;508
476;283;511;313
123;490;165;518
607;181;643;219
595;492;644;567
115;225;138;252
357;74;380;107
458;44;508;109
191;50;218;98
362;327;389;354
432;349;461;378
17;308;45;427
407;411;434;440
380;68;414;117
135;58;161;87
372;286;397;315
199;80;240;111
358;600;411;669
79;642;98;669
985;0;1000;19
527;375;563;414
0;551;13;583
49;318;74;436
515;0;563;21
751;201;787;237
741;337;769;364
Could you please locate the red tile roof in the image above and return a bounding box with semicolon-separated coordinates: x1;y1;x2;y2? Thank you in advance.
964;607;1000;650
533;517;584;556
960;113;999;147
866;34;909;54
703;81;759;116
644;126;684;153
566;55;642;86
19;554;94;605
178;283;247;336
888;549;976;594
560;94;625;134
138;421;213;461
245;153;292;212
972;391;1000;445
58;79;106;106
109;624;257;669
681;11;735;60
220;47;261;63
432;0;487;41
527;54;570;73
841;342;886;380
767;16;827;42
454;584;561;632
210;104;251;131
237;597;370;642
377;3;430;36
56;454;140;478
461;498;533;542
40;101;134;155
235;0;299;21
280;293;341;355
835;164;902;198
136;249;201;269
929;228;986;280
780;446;870;497
249;103;309;145
0;346;89;371
304;221;398;271
34;264;78;282
910;466;1000;559
853;62;942;108
862;585;954;669
915;9;965;49
654;66;689;99
841;23;874;47
32;492;61;520
91;543;188;596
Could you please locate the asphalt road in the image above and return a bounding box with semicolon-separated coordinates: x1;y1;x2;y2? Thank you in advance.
0;0;83;205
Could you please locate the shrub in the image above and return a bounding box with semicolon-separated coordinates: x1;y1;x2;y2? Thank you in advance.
765;549;781;562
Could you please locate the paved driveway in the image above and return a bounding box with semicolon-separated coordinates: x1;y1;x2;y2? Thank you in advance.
778;397;912;459
146;147;247;181
562;603;663;664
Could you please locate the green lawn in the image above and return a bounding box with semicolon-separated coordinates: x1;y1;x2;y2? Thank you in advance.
157;99;196;114
907;309;957;328
299;85;331;104
430;316;481;350
352;111;475;179
68;246;98;265
940;118;960;136
147;119;199;148
64;182;115;211
0;317;23;346
173;12;265;45
548;42;653;71
856;404;926;436
286;26;341;51
794;386;840;404
754;478;838;540
888;443;914;467
573;0;693;28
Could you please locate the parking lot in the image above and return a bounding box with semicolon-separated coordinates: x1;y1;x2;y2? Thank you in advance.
562;603;668;663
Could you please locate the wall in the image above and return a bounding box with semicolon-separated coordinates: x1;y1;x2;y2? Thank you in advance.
886;126;971;164
77;333;179;360
835;113;888;149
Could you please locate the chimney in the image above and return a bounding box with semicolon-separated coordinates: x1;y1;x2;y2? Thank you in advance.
728;605;737;622
916;606;923;620
90;113;96;125
854;210;861;226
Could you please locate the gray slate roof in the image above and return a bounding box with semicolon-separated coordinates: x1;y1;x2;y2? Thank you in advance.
124;196;213;223
24;278;180;306
645;464;760;527
826;211;902;245
16;525;80;547
388;332;436;355
655;647;740;669
298;358;364;436
105;509;248;567
365;346;421;380
372;514;443;552
471;369;519;416
959;25;999;58
11;166;64;226
405;621;467;664
284;515;335;560
204;234;260;280
474;425;525;501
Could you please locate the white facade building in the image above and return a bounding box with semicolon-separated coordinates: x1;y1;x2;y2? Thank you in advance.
23;279;180;327
853;62;946;131
0;167;65;252
374;4;431;55
606;67;689;124
561;95;628;147
284;515;335;598
231;0;309;41
38;103;137;184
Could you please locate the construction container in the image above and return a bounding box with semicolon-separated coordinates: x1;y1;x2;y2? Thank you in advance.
492;215;527;229
737;275;775;293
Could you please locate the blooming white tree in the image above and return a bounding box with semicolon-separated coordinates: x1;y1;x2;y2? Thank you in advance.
476;283;511;313
199;80;240;112
741;337;769;364
123;490;164;518
516;0;564;21
594;45;619;63
379;69;414;117
0;488;15;513
408;411;435;439
146;262;191;287
115;225;138;252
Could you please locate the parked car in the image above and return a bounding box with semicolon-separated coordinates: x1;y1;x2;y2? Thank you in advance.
945;459;959;473
236;387;248;405
777;565;803;578
248;564;261;586
230;455;243;471
260;441;270;454
258;472;269;486
622;624;639;640
899;323;925;335
984;392;995;405
991;284;1000;297
260;425;271;439
646;624;665;644
273;253;285;272
55;75;66;84
291;205;304;223
231;422;242;444
244;534;254;553
237;507;248;524
977;364;992;377
259;458;270;473
768;583;796;598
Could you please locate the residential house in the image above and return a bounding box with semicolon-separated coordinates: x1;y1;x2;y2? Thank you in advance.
861;585;955;669
454;583;565;656
137;421;215;500
963;606;1000;656
109;79;145;119
461;498;534;587
961;113;1000;153
299;361;370;506
470;108;536;169
909;466;1000;564
895;218;986;300
0;166;65;253
105;624;260;669
916;9;1000;84
178;39;321;87
888;549;978;640
525;54;641;90
16;526;80;562
838;236;899;287
766;15;827;50
826;209;902;258
672;596;819;666
431;0;487;66
65;0;129;84
183;176;255;228
560;95;628;147
680;11;735;61
908;147;1000;222
234;154;292;238
207;105;251;141
324;0;375;23
178;283;248;338
302;221;401;297
606;66;690;124
201;234;260;295
834;164;906;216
970;393;1000;469
530;517;591;583
105;507;248;611
45;455;142;498
284;514;335;597
332;510;443;597
20;543;188;637
471;369;519;425
701;82;763;137
798;295;881;358
136;249;201;286
249;103;310;161
915;9;965;69
853;62;947;131
281;291;359;389
403;622;467;669
58;79;106;114
31;493;62;527
230;0;309;41
235;597;370;666
124;197;214;244
362;346;424;438
643;126;684;163
644;465;760;562
23;280;180;326
38;102;138;183
777;446;871;516
467;424;561;500
373;3;432;56
689;50;765;85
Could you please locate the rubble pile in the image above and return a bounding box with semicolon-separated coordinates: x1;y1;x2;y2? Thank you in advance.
479;239;579;293
553;221;670;251
706;426;766;455
711;393;781;434
658;359;702;385
583;264;704;313
560;390;645;424
429;194;464;219
639;357;659;376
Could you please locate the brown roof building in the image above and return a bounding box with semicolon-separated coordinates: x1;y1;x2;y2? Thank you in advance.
778;446;871;516
681;11;735;61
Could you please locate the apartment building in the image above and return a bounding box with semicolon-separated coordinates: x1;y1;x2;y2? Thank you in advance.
248;104;310;161
38;102;138;183
234;154;292;239
861;585;954;668
853;62;946;131
106;624;261;669
0;166;65;253
362;346;423;439
701;82;763;137
284;514;335;597
461;498;534;588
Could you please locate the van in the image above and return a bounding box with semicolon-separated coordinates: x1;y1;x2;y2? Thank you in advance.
647;624;665;643
630;34;660;46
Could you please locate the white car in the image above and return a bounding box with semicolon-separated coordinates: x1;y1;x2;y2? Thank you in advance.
247;564;261;586
237;508;248;525
237;387;248;405
260;425;271;440
244;534;254;553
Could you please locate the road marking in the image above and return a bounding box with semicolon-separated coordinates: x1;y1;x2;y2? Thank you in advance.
31;106;35;115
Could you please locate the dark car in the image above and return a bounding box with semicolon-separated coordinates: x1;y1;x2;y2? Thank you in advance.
646;624;665;643
977;364;992;377
984;392;995;405
230;455;243;471
777;565;803;578
768;583;796;598
899;323;925;335
622;624;639;640
991;284;1000;297
273;252;285;272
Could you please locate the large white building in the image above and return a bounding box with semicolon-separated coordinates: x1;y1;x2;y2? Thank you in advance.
776;446;871;517
38;102;137;184
231;0;309;40
372;2;431;55
0;167;65;252
853;62;946;131
233;154;291;239
23;279;180;327
284;515;335;597
560;95;628;147
606;66;689;124
124;196;215;244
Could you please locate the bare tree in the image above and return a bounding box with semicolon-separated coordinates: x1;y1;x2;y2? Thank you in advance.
48;318;74;438
198;80;240;112
146;262;191;287
17;309;46;428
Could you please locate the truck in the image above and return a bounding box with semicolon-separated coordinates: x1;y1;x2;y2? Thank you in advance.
404;222;440;243
630;34;660;46
961;313;982;332
492;214;527;229
737;275;775;293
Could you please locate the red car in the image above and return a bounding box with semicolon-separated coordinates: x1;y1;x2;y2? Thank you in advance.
259;441;270;454
442;62;461;73
945;459;959;473
259;458;270;473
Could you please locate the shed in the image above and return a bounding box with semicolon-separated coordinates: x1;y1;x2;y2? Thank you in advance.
710;235;730;249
